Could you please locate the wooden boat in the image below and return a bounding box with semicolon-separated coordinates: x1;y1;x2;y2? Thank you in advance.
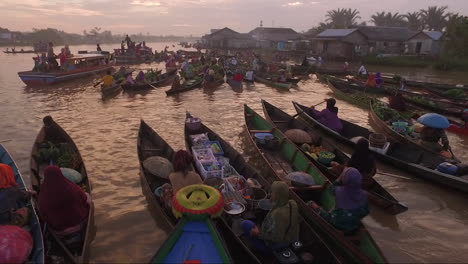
165;78;203;96
138;120;260;263
244;105;387;264
101;83;122;100
326;75;386;95
369;101;459;161
293;102;468;192
421;86;468;104
202;77;224;89
326;78;376;110
448;123;468;136
254;75;292;89
0;144;45;263
151;217;232;263
261;100;408;215
184;113;343;264
30;116;94;264
18;54;113;85
400;93;464;117
379;75;468;92
114;48;153;64
4;50;36;54
121;69;177;91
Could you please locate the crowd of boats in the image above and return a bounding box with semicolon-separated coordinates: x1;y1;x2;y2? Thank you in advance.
3;40;468;264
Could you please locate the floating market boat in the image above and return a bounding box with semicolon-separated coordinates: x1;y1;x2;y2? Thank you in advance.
30;116;94;264
244;105;387;264
261;100;408;215
138;120;259;263
151;183;231;263
325;77;376;110
254;75;292;90
293;102;468;192
0;144;45;263
114;48;153;64
101;83;122;100
165;78;203;96
202;77;224;89
4;50;36;54
121;69;176;91
184;113;343;264
18;54;113;85
377;75;468;92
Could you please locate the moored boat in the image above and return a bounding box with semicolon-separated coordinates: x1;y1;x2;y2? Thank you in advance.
0;144;45;263
18;54;112;85
101;83;122;100
30;116;94;263
4;50;36;54
261;100;408;215
293;101;468;192
254;75;292;89
184;113;343;264
121;69;177;91
165;78;203;96
325;77;377;110
244;105;387;264
202;77;224;89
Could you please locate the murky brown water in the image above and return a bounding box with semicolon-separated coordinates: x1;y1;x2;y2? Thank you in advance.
1;43;467;263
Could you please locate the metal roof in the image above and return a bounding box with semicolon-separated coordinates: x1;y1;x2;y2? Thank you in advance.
423;31;443;40
316;28;358;38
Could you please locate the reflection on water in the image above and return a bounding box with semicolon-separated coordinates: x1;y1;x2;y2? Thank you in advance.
1;43;468;263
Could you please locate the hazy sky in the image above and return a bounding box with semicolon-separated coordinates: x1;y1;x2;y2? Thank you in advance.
1;0;467;36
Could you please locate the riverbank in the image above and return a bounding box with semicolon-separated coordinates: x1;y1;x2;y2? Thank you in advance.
362;55;468;72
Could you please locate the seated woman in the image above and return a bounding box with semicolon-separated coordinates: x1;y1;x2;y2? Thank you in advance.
419;126;451;154
241;220;271;256
310;98;343;132
135;71;145;83
388;92;406;112
310;168;369;234
375;72;383;89
102;70;114;87
184;63;195;79
365;74;376;88
38;166;90;234
126;74;135;85
261;181;299;249
0;164;32;226
168;150;202;194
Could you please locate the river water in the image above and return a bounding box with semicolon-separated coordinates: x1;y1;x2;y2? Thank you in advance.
1;42;467;263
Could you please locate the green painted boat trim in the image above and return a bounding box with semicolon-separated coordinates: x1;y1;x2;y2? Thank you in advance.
152;217;232;264
244;104;387;264
254;75;292;89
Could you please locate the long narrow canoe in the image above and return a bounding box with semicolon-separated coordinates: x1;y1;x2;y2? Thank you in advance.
244;105;387;264
261;100;408;215
152;217;232;263
30;116;94;264
184;113;343;264
378;75;468;92
122;69;177;91
293;102;468;192
138;120;259;264
325;78;376;110
165;78;203;96
202;78;224;89
326;75;386;95
369;101;459;161
254;75;292;90
101;83;122;100
0;144;45;263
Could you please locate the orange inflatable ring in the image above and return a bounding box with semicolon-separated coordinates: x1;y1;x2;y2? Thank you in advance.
172;184;224;218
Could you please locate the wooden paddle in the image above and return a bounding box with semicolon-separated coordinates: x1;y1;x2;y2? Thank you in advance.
145;80;158;89
376;171;411;180
291;100;326;118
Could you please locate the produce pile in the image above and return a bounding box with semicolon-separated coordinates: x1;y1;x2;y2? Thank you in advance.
410;96;436;107
144;69;160;81
38;141;80;169
301;143;327;161
444;88;466;99
374;102;410;123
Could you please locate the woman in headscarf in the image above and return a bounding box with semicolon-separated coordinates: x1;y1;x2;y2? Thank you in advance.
0;164;31;226
388;91;406;112
346;138;376;188
135;71;145;83
261;181;299;248
168;150;202;194
310;168;369;234
375;72;383;89
38;166;90;232
310;98;343;132
240;220;271;255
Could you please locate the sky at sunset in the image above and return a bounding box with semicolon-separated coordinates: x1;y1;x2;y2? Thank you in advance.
1;0;467;36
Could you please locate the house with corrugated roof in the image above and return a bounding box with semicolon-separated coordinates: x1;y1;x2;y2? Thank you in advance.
406;31;444;56
249;27;301;49
312;28;368;59
201;27;256;48
356;26;416;54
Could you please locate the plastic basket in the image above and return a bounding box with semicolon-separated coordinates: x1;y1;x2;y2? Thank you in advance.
221;164;241;178
203;141;224;156
191;146;221;179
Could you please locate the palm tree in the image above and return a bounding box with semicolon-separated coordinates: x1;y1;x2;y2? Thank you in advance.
405;12;422;31
325;8;361;28
420;6;449;31
370;12;406;27
306;22;331;36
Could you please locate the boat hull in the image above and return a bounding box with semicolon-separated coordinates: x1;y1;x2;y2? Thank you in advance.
18;65;112;85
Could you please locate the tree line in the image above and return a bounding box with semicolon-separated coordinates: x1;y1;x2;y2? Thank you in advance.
307;6;464;34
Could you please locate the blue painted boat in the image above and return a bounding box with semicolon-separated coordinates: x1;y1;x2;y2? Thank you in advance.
0;144;45;263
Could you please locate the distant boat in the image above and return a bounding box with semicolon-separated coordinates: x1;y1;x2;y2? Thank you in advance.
3;50;36;54
18;54;113;85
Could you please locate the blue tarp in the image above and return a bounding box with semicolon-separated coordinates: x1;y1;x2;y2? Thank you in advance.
164;221;223;264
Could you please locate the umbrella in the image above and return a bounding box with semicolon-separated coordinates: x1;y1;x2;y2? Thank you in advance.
417;113;450;129
284;129;313;144
0;225;33;264
286;171;315;186
143;156;174;179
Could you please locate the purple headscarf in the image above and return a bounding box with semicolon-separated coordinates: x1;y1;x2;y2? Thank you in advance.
375;72;383;86
335;168;367;210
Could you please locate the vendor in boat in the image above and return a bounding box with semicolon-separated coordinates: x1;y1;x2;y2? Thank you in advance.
400;78;408;91
59;48;67;70
121;41;125;52
102;70;114;87
126;74;135;85
47;42;58;70
168;150;202;194
357;64;367;76
241;220;271;256
365;74;376;88
96;44;102;52
64;45;72;57
388;91;406;112
309;168;369;234
184;63;195;79
375;72;383;89
171;75;181;90
0;164;33;226
261;181;299;248
310;98;343;133
245;70;254;82
38;166;91;233
301;56;309;67
419;126;450;153
135;71;145;83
